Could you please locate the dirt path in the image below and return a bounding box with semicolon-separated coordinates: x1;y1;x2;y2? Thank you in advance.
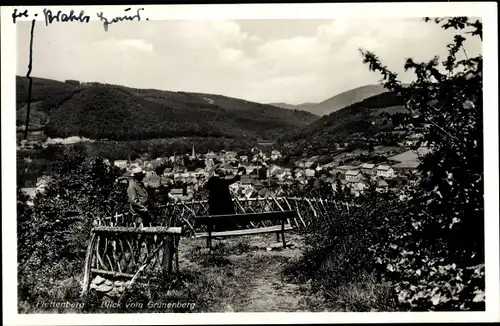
178;233;327;312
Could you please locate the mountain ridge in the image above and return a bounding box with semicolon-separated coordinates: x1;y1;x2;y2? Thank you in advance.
269;84;390;116
16;76;319;141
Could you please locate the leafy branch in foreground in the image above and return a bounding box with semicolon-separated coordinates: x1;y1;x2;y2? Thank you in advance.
357;17;484;310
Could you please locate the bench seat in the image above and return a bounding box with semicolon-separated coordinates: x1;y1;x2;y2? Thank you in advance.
195;224;293;239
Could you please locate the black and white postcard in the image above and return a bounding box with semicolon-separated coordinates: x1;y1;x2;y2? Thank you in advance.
2;2;499;325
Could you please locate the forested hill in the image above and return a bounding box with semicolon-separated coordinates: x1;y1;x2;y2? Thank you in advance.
269;84;389;116
16;76;319;141
282;91;408;156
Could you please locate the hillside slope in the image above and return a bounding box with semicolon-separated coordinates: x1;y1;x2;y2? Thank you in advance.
16;76;319;140
282;91;408;156
268;102;318;112
270;84;389;116
314;84;389;116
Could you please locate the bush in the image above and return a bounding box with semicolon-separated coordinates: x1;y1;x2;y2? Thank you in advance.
17;151;127;310
285;190;405;311
360;17;484;311
287;17;484;312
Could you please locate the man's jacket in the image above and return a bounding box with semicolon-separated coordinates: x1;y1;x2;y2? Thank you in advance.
127;179;151;213
205;174;240;215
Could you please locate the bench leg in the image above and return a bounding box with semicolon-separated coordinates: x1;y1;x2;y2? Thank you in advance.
175;235;180;273
281;220;286;248
207;222;213;250
276;232;280;242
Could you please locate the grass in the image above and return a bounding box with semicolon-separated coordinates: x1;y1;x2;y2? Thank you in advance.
19;232;396;313
321;271;397;312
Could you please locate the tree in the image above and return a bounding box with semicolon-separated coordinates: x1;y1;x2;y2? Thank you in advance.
18;152;128;303
360;17;484;310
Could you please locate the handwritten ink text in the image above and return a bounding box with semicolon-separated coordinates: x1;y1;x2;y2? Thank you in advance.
12;8;29;24
97;8;145;32
43;9;90;26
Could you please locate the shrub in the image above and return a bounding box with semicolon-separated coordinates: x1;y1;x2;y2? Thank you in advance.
17;151;127;310
287;17;484;312
360;17;484;311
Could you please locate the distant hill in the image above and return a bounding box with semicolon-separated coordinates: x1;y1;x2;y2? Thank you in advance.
282;91;409;156
16;76;319;141
270;84;390;116
268;102;317;112
314;84;389;116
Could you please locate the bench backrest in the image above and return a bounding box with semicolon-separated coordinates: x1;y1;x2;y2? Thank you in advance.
197;210;296;226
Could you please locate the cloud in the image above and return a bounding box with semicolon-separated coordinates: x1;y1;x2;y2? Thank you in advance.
16;18;482;105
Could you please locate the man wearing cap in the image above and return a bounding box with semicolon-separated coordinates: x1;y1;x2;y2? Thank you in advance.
127;166;153;226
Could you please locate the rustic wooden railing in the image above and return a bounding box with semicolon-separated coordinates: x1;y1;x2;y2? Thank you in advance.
81;225;183;299
95;197;353;234
83;197;352;299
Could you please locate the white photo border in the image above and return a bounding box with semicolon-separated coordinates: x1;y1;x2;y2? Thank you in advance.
1;2;498;325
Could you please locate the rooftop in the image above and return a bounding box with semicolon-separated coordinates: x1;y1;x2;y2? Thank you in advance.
378;180;389;187
337;165;358;170
388;147;430;162
392;161;420;169
377;165;391;171
170;189;184;195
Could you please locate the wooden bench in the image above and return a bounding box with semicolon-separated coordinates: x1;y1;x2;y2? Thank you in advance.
195;210;296;249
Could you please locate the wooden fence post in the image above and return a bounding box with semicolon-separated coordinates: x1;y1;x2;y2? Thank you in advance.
163;235;175;274
81;231;97;298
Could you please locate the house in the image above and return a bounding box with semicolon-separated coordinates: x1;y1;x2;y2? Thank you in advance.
170;188;184;197
225;151;237;162
26;130;47;143
304;161;315;169
268;165;283;177
350;181;367;196
305;169;316;178
242;164;257;175
294;169;305;178
376;165;395;178
252;179;264;190
160;177;171;186
151;160;163;170
376;179;389;193
346;170;362;182
205;151;217;160
361;163;376;175
205;158;215;168
147;175;161;188
332;165;358;175
114;160;128;169
270;150;282;161
21;187;37;199
239;175;254;191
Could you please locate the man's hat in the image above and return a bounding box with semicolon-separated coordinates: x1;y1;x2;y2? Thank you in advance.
131;166;145;176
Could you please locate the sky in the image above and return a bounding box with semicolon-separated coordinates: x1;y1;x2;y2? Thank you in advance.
16;18;482;105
